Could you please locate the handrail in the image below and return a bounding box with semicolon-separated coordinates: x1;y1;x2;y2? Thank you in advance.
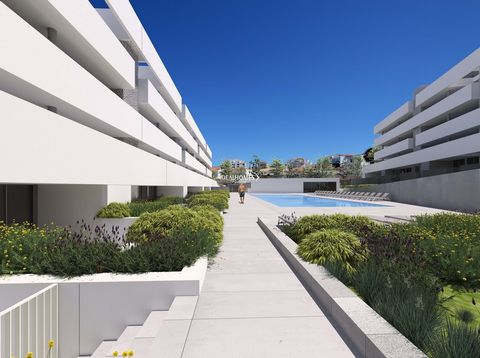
0;283;58;358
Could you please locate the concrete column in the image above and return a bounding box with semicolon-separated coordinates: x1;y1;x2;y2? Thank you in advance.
107;185;131;203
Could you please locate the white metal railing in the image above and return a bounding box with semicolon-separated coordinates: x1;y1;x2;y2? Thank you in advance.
0;284;58;358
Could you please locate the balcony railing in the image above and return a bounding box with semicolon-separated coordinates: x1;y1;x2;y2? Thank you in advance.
0;284;58;358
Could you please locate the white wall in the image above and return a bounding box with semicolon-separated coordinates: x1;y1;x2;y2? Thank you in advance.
249;178;340;193
107;185;132;203
0;90;216;188
37;185;107;227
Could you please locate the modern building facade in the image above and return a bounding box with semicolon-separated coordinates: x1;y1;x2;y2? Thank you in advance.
0;0;216;226
363;48;480;210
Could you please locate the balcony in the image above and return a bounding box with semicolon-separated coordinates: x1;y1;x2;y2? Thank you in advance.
415;48;480;108
138;79;198;155
415;107;480;147
364;132;480;174
99;1;182;114
3;0;135;90
375;82;480;147
374;138;414;160
374;101;413;134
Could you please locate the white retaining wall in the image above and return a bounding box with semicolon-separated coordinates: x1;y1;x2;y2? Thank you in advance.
365;169;480;211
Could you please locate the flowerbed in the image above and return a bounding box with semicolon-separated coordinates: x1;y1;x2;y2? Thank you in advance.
0;204;223;277
280;212;480;357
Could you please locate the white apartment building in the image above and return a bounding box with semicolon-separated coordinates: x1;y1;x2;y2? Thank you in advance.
363;48;480;210
0;0;216;227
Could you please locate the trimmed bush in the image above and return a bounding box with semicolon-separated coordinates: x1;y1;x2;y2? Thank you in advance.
286;214;380;243
128;196;184;216
297;229;366;273
126;205;221;255
191;204;224;240
187;191;229;212
96;202;130;218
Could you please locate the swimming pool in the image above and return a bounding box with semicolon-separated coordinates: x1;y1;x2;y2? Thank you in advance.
253;194;385;207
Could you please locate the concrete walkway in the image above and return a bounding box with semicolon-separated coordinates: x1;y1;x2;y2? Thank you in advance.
181;196;354;357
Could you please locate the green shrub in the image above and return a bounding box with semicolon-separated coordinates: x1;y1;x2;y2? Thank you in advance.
126;205;221;254
190;204;224;241
187;192;229;212
428;320;480;358
286;214;380;243
128;196;184;216
414;213;480;239
409;213;480;288
297;229;366;273
96;202;131;218
354;262;440;351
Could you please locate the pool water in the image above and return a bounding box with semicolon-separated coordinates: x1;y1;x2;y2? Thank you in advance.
253;194;385;207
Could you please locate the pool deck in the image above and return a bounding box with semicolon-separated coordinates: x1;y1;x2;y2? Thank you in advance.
180;194;447;357
249;193;448;221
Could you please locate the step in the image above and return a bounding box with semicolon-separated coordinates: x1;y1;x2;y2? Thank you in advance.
144;320;191;358
166;296;198;320
90;340;115;357
106;325;141;357
136;311;168;338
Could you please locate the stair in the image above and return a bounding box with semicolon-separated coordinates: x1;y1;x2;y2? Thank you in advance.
81;296;198;358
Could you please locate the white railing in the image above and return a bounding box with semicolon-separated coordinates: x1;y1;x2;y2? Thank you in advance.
0;284;58;358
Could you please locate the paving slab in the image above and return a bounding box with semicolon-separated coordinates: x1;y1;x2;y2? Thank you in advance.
182;317;354;358
194;290;323;319
202;272;305;292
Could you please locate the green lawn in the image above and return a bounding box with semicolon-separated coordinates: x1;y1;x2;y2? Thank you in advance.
441;286;480;326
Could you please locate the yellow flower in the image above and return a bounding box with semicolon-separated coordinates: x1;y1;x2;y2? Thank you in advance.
113;352;118;357
128;350;134;357
26;353;33;358
122;352;128;357
48;339;55;348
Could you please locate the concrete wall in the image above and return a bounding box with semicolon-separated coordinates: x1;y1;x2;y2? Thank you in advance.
249;178;340;193
37;184;108;226
363;169;480;211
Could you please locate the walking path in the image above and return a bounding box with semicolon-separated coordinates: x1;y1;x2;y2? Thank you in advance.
181;196;354;357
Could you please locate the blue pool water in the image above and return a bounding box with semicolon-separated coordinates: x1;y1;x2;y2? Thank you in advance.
253;194;385;207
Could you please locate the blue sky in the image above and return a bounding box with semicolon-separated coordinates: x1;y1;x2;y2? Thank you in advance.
92;0;478;165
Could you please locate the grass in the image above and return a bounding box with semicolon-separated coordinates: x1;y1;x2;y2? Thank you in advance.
441;286;480;326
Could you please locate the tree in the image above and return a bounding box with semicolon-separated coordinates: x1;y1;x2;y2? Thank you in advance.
220;160;233;179
363;147;379;164
315;157;335;178
270;159;285;178
249;155;262;176
233;166;246;176
339;156;363;178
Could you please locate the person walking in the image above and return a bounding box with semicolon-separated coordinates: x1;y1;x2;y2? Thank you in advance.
238;183;246;204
